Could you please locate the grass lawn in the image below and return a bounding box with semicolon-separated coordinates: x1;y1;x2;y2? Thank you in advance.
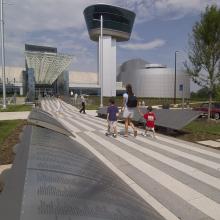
77;96;180;110
0;104;32;112
0;120;27;165
179;119;220;142
86;104;100;110
184;120;220;135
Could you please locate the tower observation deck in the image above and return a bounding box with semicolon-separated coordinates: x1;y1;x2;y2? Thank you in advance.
84;4;135;96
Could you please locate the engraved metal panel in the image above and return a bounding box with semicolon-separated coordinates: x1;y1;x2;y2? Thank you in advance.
19;126;164;220
139;108;202;130
97;107;201;130
0;122;164;220
28;109;72;136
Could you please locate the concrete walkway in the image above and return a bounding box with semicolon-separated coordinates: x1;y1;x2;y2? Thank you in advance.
41;98;220;220
85;110;98;117
198;140;220;148
0;164;12;176
0;111;30;120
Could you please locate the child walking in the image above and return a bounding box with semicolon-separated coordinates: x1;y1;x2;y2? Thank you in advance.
142;106;156;138
106;98;119;138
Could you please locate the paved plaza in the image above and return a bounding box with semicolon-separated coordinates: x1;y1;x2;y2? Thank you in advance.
40;98;220;220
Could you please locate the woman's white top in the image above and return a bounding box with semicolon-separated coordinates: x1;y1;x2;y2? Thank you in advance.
123;93;136;118
123;93;128;108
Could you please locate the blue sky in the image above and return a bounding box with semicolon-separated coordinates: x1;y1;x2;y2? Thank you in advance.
3;0;220;91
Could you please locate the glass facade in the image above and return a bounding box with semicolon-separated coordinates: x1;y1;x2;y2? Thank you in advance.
27;68;35;102
56;71;69;96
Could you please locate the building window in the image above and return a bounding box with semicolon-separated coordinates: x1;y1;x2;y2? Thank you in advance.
93;12;129;25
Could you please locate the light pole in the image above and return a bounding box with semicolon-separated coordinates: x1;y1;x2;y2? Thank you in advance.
100;15;103;107
93;16;103;107
174;51;179;105
1;0;6;109
93;15;103;107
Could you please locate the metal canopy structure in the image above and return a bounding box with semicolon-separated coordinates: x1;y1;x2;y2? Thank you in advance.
25;51;73;84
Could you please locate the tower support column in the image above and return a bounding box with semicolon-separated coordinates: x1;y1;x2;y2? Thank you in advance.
99;36;116;97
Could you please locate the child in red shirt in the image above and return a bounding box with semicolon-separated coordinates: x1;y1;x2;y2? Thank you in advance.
143;106;156;138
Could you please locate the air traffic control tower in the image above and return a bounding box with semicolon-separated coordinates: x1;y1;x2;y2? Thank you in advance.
84;4;135;96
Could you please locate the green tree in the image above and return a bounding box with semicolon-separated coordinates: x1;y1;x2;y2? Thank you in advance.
185;5;220;120
214;85;220;100
191;87;209;100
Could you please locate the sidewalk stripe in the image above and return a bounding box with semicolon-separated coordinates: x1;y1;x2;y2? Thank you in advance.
62;112;106;130
47;99;56;112
85;131;220;220
135;136;220;170
72;134;179;220
63;107;108;126
157;136;220;160
82;131;212;220
62;114;96;131
58;117;80;132
113;133;220;191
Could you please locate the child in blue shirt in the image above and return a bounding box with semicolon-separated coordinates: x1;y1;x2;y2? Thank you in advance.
106;98;119;138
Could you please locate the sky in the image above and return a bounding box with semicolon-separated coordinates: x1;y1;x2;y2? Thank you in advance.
2;0;220;90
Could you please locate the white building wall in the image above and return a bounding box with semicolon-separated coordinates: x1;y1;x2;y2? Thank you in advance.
1;66;24;83
100;36;116;96
0;66;24;95
69;71;98;84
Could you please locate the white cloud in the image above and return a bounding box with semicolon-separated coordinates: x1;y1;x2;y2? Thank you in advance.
118;0;220;22
119;39;166;50
5;0;217;41
3;0;116;70
2;0;220;70
5;0;113;33
130;31;143;41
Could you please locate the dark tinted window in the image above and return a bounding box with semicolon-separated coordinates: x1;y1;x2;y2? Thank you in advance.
93;12;129;25
25;44;57;53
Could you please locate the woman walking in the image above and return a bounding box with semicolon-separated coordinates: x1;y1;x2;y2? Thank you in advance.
122;84;138;137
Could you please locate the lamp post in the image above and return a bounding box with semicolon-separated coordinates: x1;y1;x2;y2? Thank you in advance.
1;0;6;109
93;15;103;107
100;15;103;107
174;51;179;105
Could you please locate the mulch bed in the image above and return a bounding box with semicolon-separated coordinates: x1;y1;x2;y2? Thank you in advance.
0;120;27;165
0;120;27;192
175;132;220;143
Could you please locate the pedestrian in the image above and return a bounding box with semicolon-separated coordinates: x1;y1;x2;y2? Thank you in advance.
74;93;78;105
56;96;62;114
79;95;86;114
122;84;138;137
142;106;156;138
106;98;119;138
